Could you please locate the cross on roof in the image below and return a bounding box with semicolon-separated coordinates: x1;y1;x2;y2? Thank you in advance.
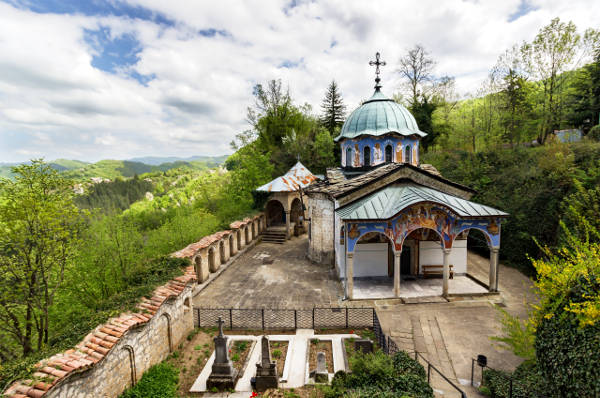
369;52;386;90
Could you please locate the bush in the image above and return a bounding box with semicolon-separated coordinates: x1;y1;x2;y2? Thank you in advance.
588;125;600;141
483;361;543;398
326;351;433;398
535;287;600;397
119;362;179;398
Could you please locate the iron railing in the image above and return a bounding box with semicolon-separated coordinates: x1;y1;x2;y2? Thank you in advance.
194;307;375;330
373;310;467;398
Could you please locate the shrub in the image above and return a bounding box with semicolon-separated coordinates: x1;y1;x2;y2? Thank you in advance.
483;361;543;398
119;362;178;398
272;349;282;359
231;353;240;362
588;125;600;141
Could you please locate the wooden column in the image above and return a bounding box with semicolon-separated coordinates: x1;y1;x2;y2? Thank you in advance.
489;247;499;292
346;252;354;300
442;248;451;298
394;251;401;298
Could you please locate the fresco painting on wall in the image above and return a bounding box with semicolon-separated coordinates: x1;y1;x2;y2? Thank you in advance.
346;204;501;253
342;136;419;167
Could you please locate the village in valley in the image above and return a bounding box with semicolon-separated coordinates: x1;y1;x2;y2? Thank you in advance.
1;2;599;398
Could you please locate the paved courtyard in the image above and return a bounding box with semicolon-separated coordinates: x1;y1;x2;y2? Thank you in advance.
194;236;536;397
354;275;488;299
193;236;344;308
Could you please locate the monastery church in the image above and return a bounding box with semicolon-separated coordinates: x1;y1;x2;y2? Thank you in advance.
258;53;508;300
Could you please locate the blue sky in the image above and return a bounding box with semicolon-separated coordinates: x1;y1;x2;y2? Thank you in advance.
0;0;598;162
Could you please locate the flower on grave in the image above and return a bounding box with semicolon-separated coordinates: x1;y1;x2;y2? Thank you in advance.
250;392;258;397
350;330;355;334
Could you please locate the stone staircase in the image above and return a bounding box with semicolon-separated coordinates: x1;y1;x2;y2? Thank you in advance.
261;228;287;244
385;309;464;398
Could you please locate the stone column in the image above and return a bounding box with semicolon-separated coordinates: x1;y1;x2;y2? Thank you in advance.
285;210;291;239
489;247;499;292
394;251;401;298
442;248;451;298
346;252;354;300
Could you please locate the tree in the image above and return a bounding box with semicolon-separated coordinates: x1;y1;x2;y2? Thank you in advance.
0;160;82;357
397;44;436;107
319;80;346;136
521;18;598;143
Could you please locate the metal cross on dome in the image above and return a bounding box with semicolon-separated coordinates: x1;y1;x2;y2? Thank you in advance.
369;52;386;89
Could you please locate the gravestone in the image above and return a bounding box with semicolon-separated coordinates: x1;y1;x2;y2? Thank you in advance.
254;336;278;391
314;351;328;383
206;317;239;390
354;339;373;354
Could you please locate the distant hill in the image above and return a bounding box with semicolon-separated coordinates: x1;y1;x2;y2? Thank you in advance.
0;156;228;180
127;155;229;166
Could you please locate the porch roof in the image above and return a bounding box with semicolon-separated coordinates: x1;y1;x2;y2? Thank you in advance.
336;183;508;220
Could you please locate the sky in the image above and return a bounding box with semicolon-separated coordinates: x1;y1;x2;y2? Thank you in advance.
0;0;598;162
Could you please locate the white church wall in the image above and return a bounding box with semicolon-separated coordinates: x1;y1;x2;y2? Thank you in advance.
354;243;388;277
418;239;467;274
334;210;345;279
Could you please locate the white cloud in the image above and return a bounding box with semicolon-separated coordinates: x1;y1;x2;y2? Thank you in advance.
0;0;598;162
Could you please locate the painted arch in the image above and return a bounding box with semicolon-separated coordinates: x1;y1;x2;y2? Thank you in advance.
345;203;501;253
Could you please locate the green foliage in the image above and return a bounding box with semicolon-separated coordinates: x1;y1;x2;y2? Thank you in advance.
74;177;152;213
534;279;600;397
119;362;179;398
0;160;84;358
323;351;433;398
588;124;600;141
482;361;543;398
320;80;346;135
490;308;535;360
272;349;282;359
234;341;248;352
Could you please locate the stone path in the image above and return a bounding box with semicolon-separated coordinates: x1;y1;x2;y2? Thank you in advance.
375;251;535;397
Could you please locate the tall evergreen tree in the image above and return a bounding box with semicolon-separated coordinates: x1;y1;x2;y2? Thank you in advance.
319;80;346;135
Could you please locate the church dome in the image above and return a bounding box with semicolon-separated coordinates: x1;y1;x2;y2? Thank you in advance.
335;89;427;141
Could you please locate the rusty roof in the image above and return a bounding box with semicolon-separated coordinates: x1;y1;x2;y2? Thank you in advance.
256;161;318;192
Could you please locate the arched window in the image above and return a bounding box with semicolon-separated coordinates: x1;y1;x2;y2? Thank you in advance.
346;147;353;167
405;145;412;164
385;145;392;163
363;146;371;166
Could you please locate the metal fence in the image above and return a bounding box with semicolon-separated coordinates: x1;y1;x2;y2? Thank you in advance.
194;307;375;330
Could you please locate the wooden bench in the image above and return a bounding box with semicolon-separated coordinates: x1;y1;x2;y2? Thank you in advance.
422;264;454;279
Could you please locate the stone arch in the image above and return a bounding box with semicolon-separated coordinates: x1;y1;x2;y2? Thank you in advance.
363;146;371;166
266;199;285;227
208;246;217;272
385;144;393;163
398;226;445;250
122;345;136;386
229;234;235;256
219;240;226;264
237;229;242;249
161;313;173;352
290;198;303;225
244;225;250;244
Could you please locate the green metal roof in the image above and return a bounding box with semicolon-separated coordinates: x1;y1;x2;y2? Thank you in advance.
336;183;508;220
335;89;427;142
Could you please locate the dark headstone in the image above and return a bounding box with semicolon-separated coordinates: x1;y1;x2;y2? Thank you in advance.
354;339;374;354
255;336;278;391
314;352;328;383
206;317;239;390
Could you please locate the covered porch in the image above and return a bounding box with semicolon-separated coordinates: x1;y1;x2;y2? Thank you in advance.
338;183;508;300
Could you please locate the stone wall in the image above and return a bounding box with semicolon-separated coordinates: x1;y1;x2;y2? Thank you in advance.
307;193;335;265
4;213;265;398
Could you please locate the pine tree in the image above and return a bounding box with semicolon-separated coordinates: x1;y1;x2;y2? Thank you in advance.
320;80;346;135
